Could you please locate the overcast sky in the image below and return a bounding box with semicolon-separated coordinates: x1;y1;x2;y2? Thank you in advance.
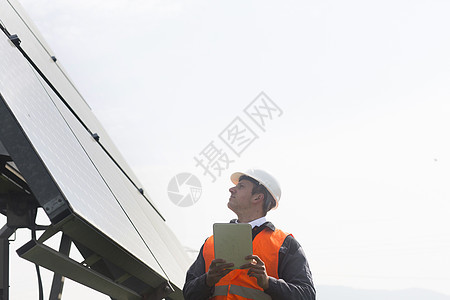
3;0;450;298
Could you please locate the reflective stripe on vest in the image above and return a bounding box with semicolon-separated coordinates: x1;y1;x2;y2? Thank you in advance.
203;227;290;300
212;284;272;300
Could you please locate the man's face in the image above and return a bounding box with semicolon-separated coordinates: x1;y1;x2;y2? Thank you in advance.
228;179;255;214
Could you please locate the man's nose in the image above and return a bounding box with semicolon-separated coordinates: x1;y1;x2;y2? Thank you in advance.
229;186;236;193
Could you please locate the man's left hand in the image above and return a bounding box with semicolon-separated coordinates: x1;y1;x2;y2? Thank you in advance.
240;255;269;290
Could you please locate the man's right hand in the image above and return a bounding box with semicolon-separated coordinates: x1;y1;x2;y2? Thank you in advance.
206;258;234;287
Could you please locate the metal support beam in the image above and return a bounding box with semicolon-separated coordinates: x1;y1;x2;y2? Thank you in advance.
0;225;16;300
17;240;142;300
49;234;71;300
0;238;9;300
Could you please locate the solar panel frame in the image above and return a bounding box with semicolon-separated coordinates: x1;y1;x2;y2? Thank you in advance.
0;31;167;271
0;3;190;297
0;0;153;203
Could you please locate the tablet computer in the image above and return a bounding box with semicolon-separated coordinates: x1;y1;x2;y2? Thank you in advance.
213;223;252;269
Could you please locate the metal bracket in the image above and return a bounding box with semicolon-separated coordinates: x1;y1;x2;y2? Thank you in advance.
92;133;100;142
43;196;65;215
8;34;20;47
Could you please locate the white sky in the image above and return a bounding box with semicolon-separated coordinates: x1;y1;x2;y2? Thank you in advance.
3;0;450;298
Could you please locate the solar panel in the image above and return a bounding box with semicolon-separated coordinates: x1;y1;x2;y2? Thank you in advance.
0;1;189;299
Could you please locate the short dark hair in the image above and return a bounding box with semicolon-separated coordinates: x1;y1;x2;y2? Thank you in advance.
239;175;276;215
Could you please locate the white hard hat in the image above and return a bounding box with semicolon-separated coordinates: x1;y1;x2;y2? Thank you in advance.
230;169;281;210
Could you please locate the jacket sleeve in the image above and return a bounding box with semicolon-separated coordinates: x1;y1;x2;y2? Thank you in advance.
264;235;316;300
182;244;214;300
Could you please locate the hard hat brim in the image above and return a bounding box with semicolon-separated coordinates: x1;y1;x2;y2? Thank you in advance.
230;172;245;185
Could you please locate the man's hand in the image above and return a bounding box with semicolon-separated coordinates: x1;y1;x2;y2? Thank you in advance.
240;255;269;290
206;258;234;287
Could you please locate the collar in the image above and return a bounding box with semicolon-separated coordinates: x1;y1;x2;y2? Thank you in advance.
230;216;268;229
248;216;267;229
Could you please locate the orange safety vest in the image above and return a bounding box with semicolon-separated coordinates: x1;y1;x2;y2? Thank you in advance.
203;227;290;300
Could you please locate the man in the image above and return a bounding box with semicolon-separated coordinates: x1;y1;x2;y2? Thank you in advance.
183;169;315;300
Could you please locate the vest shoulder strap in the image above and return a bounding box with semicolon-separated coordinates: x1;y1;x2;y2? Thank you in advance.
203;235;215;273
252;228;290;278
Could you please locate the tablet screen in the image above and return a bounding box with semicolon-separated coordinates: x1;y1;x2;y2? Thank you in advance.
213;223;253;269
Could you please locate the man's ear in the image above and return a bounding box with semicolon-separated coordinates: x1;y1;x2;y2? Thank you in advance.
253;193;264;203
